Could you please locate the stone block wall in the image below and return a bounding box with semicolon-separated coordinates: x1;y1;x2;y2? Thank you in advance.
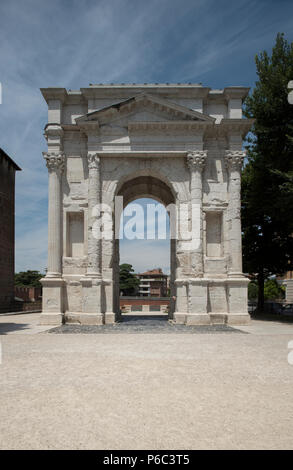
0;150;20;313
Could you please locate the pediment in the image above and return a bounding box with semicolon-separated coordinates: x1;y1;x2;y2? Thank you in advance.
75;93;215;129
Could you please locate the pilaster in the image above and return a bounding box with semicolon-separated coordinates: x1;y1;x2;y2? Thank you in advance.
186;150;207;277
80;153;103;323
225;150;245;278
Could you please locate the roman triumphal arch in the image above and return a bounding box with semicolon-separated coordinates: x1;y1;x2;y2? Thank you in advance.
40;84;253;326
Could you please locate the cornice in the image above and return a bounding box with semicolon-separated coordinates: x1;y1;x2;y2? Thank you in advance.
219;118;254;133
80;85;211;100
40;88;67;104
61;124;80;132
203;118;254;138
93;151;188;158
40;85;251;107
62;118;253;141
128;120;212;132
44;123;64;138
223;87;250;101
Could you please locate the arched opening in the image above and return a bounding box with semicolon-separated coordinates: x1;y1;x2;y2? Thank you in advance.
113;175;177;323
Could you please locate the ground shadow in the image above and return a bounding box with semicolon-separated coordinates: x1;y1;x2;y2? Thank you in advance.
251;313;293;324
119;315;168;324
48;319;246;334
0;322;30;335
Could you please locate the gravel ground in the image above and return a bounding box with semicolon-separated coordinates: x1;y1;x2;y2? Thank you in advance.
1;313;293;450
48;316;245;334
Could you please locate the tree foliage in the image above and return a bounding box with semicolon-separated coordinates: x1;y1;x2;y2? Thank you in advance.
248;279;285;301
248;281;258;300
119;263;140;296
264;279;285;300
14;270;44;287
242;33;293;310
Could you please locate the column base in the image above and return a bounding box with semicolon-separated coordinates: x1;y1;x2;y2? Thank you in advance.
104;312;115;324
80;276;102;315
65;313;104;325
174;313;211;325
173;312;250;326
186;313;211;325
40;277;64;325
39;312;64;326
209;313;226;325
173;312;187;324
228;272;246;278
226;313;251;325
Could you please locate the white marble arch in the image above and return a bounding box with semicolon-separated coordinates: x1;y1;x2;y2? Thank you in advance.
40;84;253;326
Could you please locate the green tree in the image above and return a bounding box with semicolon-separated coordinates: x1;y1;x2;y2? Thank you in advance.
248;279;285;301
242;33;293;312
264;279;285;300
14;270;44;287
119;264;140;296
248;281;258;300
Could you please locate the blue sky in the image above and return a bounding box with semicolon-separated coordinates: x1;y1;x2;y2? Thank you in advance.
0;0;292;275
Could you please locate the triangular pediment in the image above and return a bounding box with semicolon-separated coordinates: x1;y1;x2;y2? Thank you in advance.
75;93;215;128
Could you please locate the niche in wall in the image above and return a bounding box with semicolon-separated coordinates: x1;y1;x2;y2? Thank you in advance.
206;211;222;257
66;212;84;257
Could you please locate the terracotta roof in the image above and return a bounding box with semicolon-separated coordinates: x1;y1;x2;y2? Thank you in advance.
138;269;167;276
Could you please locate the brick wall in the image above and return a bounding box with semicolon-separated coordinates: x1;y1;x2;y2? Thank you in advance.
0;156;16;311
15;287;42;302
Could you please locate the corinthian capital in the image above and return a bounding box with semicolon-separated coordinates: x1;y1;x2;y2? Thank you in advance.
43;152;65;173
87;153;100;170
187;150;208;172
225;150;246;171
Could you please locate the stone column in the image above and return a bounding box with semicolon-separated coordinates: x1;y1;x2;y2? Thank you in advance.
80;153;103;324
86;153;101;276
44;152;64;276
40;152;65;325
225;150;245;277
186;151;209;324
174;151;209;325
225;150;250;325
187;150;207;277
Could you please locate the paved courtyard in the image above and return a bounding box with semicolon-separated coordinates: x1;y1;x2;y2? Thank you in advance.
0;312;293;449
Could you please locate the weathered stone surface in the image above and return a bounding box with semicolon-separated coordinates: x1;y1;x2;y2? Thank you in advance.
40;84;253;326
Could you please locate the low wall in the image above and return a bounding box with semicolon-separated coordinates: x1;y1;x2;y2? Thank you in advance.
120;297;170;313
0;300;42;314
15;286;42;302
21;300;42;312
120;297;170;306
